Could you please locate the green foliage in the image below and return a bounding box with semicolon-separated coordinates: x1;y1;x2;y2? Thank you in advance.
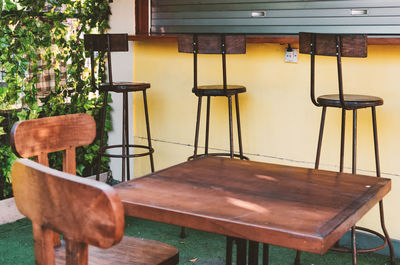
0;0;111;199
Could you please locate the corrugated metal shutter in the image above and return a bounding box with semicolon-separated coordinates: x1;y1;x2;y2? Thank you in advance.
151;0;400;34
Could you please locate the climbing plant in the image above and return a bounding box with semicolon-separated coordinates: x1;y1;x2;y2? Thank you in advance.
0;0;112;199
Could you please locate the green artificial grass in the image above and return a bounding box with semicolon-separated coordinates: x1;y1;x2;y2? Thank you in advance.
0;217;396;265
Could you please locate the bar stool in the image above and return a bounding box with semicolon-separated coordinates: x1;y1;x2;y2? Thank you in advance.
178;34;249;263
178;34;249;160
297;32;395;265
84;34;154;182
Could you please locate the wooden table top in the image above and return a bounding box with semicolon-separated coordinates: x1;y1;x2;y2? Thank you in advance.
115;157;391;254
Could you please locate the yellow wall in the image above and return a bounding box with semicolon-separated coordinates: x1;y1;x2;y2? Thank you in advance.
132;41;400;239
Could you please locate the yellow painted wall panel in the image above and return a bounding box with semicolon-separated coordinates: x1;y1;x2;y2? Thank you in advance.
132;41;400;239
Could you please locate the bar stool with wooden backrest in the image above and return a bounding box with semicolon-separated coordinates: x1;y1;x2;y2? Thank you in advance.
178;34;249;161
298;32;395;265
178;34;250;264
84;33;155;182
10;113;179;265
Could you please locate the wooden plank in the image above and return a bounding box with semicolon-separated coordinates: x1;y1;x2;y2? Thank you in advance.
116;157;391;254
299;33;367;57
129;34;400;45
12;159;125;249
11;113;96;159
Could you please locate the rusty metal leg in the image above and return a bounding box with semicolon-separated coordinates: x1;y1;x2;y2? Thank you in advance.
236;239;247;265
248;241;259;265
228;96;234;158
96;91;109;181
263;244;269;265
340;108;346;173
193;96;202;159
143;90;155;172
121;92;127;182
294;250;301;265
124;91;131;181
352;226;357;265
235;94;244;159
315;106;327;169
180;227;186;239
226;237;234;265
352;109;357;175
372;107;395;265
205;96;211;155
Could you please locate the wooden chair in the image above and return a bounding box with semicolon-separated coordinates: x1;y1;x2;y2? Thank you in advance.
11;159;179;265
298;32;394;265
84;33;155;182
10;114;179;265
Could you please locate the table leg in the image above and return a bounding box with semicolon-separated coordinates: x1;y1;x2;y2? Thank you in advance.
226;237;233;265
248;241;259;265
236;238;247;265
263;244;269;265
294;250;301;265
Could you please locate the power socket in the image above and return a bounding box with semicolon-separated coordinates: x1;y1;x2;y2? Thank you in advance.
285;48;298;63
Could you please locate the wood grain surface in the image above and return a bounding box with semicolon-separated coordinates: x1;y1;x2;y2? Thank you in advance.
116;157;391;254
11;113;96;162
12;159;179;265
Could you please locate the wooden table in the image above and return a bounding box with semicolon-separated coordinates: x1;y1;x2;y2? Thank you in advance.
115;157;391;262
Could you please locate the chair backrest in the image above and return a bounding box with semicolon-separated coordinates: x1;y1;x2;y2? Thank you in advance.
299;32;368;109
84;33;129;89
11;113;96;174
12;159;124;265
178;34;246;90
10;113;96;250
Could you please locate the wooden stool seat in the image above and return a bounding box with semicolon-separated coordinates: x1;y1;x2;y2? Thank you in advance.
193;85;246;97
99;82;151;93
317;94;383;109
54;237;179;265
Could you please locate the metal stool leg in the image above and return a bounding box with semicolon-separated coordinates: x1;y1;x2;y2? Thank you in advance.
263;244;269;265
205;96;211;155
295;106;327;265
121;92;127;182
124;92;131;181
235;94;244;159
193;96;202;159
228;96;234;158
96;91;109;181
340;109;346;173
315;106;327;169
352;109;357;175
143;90;155;172
372;106;395;265
352;226;357;265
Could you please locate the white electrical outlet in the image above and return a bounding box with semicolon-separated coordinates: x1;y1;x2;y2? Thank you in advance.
285;48;298;63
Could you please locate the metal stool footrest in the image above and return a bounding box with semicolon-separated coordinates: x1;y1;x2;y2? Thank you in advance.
99;144;154;158
330;226;387;253
188;152;249;161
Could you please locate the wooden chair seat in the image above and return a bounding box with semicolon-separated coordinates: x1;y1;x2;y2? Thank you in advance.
54;237;179;265
317;94;383;109
193;85;246;97
99;82;150;93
